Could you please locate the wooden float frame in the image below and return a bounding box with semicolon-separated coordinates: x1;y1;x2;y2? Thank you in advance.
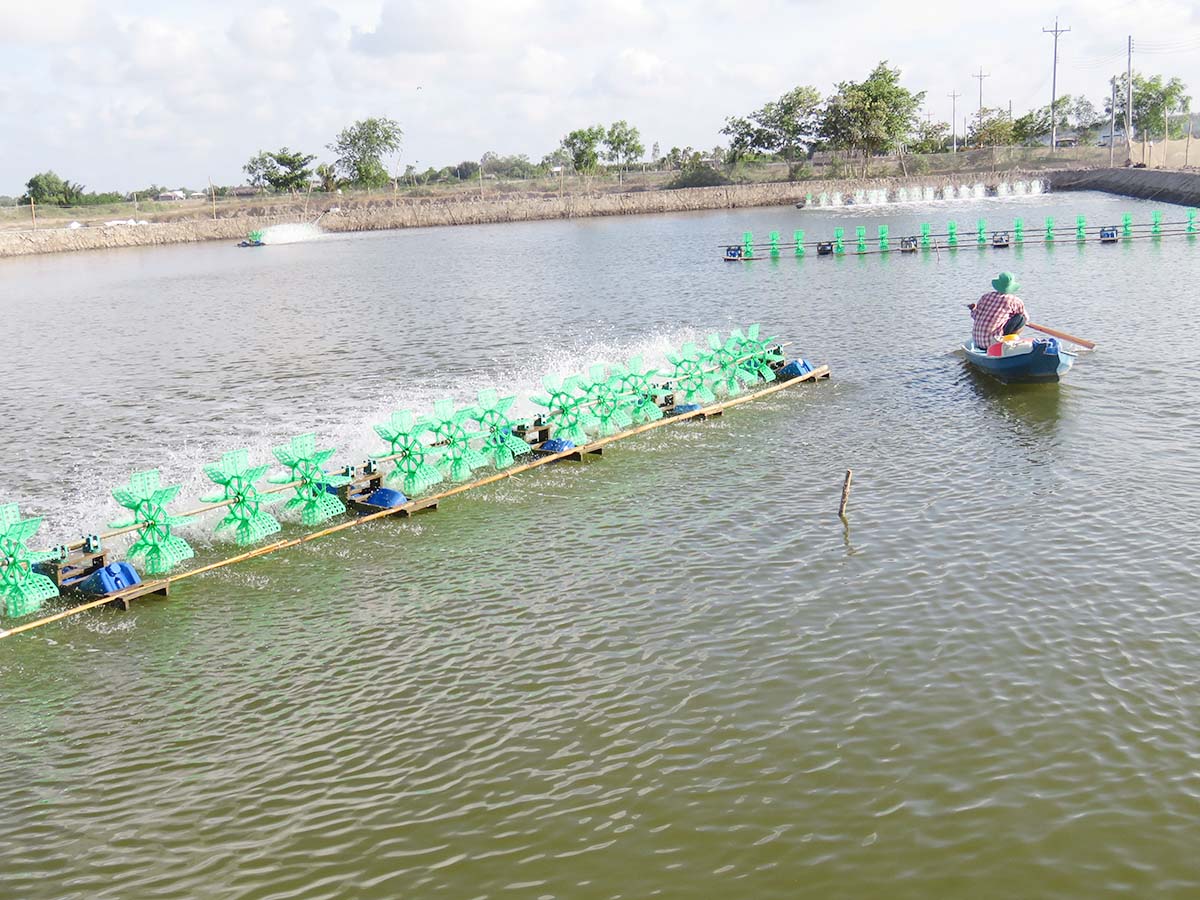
0;364;831;640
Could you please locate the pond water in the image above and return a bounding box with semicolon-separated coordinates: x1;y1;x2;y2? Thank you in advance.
1;191;1198;898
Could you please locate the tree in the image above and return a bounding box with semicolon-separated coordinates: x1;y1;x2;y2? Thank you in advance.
1012;99;1075;145
821;62;925;176
20;172;124;206
328;117;403;189
1069;96;1102;140
452;160;480;180
722;85;822;179
315;163;338;192
262;147;316;194
603;120;645;166
968;108;1015;147
909;120;949;154
560;125;606;175
539;148;571;172
23;171;68;204
1110;72;1192;142
243;151;277;192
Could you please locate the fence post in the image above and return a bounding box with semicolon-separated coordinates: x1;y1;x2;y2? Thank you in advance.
30;196;36;230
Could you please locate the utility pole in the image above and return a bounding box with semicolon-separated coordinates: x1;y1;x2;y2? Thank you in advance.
972;68;990;133
1043;18;1071;152
1126;35;1134;162
948;91;961;152
1110;80;1117;167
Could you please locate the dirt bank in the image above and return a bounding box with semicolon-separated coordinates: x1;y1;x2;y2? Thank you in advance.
1047;167;1200;207
0;171;1053;259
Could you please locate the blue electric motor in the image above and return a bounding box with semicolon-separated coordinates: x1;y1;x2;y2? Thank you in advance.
365;487;407;508
779;359;813;379
78;562;142;596
542;438;575;453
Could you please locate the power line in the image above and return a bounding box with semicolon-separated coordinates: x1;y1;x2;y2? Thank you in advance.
1043;17;1071;151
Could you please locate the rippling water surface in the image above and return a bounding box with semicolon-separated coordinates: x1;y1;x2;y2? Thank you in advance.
2;192;1199;898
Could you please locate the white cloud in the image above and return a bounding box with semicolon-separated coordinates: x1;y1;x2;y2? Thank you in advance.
1;0;1198;194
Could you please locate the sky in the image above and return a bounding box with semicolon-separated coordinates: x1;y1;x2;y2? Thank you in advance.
2;0;1199;195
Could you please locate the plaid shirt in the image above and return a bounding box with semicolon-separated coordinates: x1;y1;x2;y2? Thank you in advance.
971;291;1026;348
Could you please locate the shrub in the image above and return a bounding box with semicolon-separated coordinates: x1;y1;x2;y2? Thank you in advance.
664;167;730;189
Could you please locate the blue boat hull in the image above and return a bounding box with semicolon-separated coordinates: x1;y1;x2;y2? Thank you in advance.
962;338;1075;384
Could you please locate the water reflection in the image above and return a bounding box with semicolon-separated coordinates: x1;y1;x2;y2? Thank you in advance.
960;363;1065;435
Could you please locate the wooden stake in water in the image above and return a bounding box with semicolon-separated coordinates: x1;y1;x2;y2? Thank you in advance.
839;469;853;518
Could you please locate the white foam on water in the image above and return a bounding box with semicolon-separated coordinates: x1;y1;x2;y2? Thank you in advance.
38;327;716;552
260;223;324;245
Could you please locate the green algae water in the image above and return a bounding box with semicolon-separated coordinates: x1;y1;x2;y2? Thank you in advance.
2;191;1199;898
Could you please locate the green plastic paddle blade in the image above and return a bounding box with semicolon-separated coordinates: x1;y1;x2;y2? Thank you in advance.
734;324;784;384
202;449;281;546
666;342;717;405
372;410;444;495
706;332;751;397
612;356;665;424
109;470;196;576
420;400;489;483
0;504;59;618
270;434;350;526
532;374;592;446
580;364;633;437
470;389;532;470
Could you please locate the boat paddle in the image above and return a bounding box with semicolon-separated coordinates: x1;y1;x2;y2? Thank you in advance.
1026;322;1096;350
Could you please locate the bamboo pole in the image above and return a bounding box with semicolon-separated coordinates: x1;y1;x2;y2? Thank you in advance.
838;469;853;518
2;367;831;640
30;195;36;230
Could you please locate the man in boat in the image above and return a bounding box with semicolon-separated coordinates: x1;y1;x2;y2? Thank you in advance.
968;272;1027;349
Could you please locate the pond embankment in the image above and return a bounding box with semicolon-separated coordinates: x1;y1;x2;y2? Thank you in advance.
1048;168;1200;206
0;170;1053;258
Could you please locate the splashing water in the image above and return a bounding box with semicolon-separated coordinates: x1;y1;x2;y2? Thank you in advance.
260;223;324;245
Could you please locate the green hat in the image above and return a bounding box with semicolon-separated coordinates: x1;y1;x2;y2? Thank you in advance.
992;272;1020;293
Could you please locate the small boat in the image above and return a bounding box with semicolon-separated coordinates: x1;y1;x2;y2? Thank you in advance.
962;336;1075;383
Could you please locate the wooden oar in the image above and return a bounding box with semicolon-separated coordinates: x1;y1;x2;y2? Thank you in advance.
1027;322;1096;350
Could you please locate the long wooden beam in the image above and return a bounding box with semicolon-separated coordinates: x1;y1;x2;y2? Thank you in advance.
0;366;829;640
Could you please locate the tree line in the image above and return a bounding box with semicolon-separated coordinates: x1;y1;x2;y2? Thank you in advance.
9;63;1192;208
721;62;1193;180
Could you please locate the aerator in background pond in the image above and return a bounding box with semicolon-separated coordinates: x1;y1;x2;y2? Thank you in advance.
237;229;265;248
724;210;1198;260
